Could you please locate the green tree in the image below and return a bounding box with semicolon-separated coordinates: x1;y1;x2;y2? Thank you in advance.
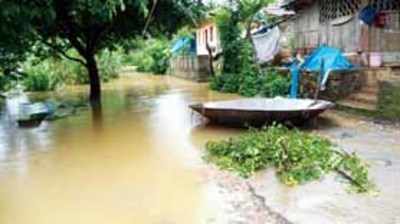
0;0;203;103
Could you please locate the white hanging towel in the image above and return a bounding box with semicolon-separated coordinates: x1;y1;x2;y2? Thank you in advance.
252;26;281;63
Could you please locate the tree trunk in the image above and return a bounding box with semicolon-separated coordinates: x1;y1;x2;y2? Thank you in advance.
85;54;101;104
206;42;215;77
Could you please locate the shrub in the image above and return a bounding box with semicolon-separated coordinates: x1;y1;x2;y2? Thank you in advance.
211;69;290;98
125;38;171;75
20;48;122;91
0;75;15;92
22;58;63;91
260;70;290;97
238;70;261;97
97;49;122;82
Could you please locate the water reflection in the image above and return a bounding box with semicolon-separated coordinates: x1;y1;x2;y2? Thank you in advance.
0;94;52;174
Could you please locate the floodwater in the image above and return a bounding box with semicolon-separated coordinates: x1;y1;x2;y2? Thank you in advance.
1;74;400;224
0;75;240;224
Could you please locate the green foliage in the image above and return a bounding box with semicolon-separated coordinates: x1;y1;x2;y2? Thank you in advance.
204;124;375;193
377;81;400;121
216;8;244;74
96;49;122;82
22;58;63;91
0;0;204;100
0;75;16;92
236;0;275;23
127;38;171;74
211;69;290;97
212;4;290;98
210;73;241;93
259;70;291;97
209;0;293;99
19;48;122;91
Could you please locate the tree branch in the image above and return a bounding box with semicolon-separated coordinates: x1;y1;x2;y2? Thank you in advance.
142;0;159;36
40;38;87;66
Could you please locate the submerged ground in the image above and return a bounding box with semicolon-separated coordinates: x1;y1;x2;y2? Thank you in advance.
0;74;398;224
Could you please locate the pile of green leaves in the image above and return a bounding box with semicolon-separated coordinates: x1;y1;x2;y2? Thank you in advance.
204;125;375;193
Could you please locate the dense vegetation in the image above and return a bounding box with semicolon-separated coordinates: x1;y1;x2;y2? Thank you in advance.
204;124;375;193
210;69;290;97
209;1;290;97
0;49;124;92
0;0;204;102
128;38;171;74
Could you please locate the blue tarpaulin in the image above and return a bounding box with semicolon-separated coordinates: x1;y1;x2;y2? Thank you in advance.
170;37;195;55
301;45;354;87
290;45;354;98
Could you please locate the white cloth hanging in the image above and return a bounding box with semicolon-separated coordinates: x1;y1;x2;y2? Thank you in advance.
252;26;281;63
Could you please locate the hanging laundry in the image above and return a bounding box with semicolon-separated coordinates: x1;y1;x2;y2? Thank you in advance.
252;26;281;63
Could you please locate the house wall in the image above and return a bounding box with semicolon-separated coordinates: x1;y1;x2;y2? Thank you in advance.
169;55;210;82
196;22;221;56
283;0;400;66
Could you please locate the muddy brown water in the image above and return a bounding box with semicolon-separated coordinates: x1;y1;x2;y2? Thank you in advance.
1;75;400;224
0;75;241;224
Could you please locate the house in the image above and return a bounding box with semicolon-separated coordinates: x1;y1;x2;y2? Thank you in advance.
169;18;221;82
272;0;400;113
277;0;400;67
196;19;221;57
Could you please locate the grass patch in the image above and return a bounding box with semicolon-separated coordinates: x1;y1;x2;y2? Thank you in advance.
377;81;400;121
204;124;375;193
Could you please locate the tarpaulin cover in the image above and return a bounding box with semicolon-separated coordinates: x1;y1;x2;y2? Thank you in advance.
289;45;354;98
170;37;195;54
301;45;354;88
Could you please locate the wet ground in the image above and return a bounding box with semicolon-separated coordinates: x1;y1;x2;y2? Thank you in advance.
0;74;399;224
249;112;400;224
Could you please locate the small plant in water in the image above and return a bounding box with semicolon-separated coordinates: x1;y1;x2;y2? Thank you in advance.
204;124;375;193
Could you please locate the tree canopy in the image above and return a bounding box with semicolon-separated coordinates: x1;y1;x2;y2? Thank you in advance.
0;0;204;102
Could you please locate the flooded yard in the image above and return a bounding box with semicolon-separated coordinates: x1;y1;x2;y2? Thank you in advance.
0;74;399;224
0;75;241;224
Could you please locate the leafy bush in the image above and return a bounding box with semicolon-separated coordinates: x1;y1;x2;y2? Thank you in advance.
216;8;244;75
238;70;261;97
22;59;63;91
0;75;16;92
125;38;171;75
212;7;290;98
97;49;122;82
210;73;241;93
204;124;375;193
19;48;122;91
260;70;290;97
211;69;290;97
